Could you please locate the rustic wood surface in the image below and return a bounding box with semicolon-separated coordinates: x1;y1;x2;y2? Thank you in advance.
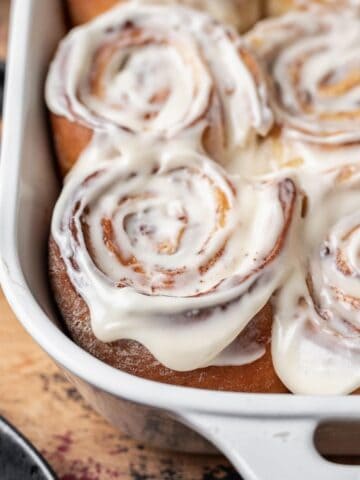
0;1;240;478
0;0;9;60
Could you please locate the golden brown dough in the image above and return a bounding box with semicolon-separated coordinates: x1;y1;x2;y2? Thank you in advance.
65;0;126;25
50;114;93;177
266;0;302;15
65;0;262;33
49;237;288;393
266;0;357;16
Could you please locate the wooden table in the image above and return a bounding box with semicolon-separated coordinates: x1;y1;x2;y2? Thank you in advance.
0;2;239;478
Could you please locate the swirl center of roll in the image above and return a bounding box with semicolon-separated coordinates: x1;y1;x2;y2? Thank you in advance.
84;25;212;134
78;158;241;296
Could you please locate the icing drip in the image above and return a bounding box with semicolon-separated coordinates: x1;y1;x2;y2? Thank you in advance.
52;143;297;371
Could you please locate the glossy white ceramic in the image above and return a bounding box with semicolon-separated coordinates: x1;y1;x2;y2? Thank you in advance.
1;1;360;479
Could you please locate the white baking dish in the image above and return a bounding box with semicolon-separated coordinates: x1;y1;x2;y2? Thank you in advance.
1;1;360;478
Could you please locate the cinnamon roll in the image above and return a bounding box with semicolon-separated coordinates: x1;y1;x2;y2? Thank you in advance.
65;0;263;33
246;8;360;145
49;143;297;391
46;3;272;176
266;0;360;16
272;166;360;394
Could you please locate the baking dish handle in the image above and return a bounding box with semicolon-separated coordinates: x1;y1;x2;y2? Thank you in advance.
181;412;360;480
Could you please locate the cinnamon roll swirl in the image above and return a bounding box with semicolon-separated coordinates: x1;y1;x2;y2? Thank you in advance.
246;8;360;145
66;0;262;33
272;166;360;394
46;3;273;176
49;143;297;382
